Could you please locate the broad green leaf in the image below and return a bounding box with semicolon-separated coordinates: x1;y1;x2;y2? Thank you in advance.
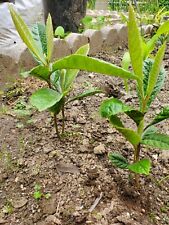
143;59;166;108
128;159;151;175
142;126;158;139
52;55;138;80
46;14;54;62
146;43;166;100
49;98;64;114
110;115;141;146
30;88;63;111
9;5;46;65
109;152;129;169
30;66;50;82
67;88;103;103
141;133;169;150
147;106;169;128
32;23;47;56
55;26;65;38
63;44;89;92
126;110;145;126
100;98;132;118
156;21;169;36
128;5;143;80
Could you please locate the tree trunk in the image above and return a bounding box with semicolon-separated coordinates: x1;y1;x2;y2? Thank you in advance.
43;0;87;32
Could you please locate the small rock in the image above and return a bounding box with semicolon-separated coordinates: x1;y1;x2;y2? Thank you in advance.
49;150;60;158
0;218;6;224
94;144;106;155
45;215;61;224
160;151;169;161
41;196;57;215
12;197;28;209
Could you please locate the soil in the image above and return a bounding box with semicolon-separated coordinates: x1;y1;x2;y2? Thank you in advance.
0;46;169;225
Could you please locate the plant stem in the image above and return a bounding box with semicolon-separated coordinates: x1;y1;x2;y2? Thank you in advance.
54;113;61;140
134;144;141;187
61;104;65;135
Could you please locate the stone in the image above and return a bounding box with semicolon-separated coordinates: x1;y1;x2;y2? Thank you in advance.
19;45;37;70
0;218;6;224
45;215;61;224
160;151;169;161
84;29;103;54
41;196;57;215
12;197;28;209
94;143;106;155
52;38;71;60
116;24;128;45
65;33;88;53
101;26;119;48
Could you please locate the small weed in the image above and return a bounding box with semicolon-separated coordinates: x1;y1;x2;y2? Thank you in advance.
2;201;13;214
33;184;51;200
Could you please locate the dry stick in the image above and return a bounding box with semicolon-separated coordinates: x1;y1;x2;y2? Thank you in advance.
54;113;61;140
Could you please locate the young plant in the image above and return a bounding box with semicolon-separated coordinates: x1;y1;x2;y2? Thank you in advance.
99;6;169;182
54;26;67;39
9;6;102;139
33;184;51;200
44;6;169;183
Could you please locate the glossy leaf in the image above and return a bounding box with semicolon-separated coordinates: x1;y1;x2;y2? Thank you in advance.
46;14;54;62
9;5;46;65
63;44;89;92
142;126;158;139
146;43;166;100
147;106;169;128
52;55;138;80
126;110;144;126
67;88;103;103
30;88;63;111
128;159;151;175
55;26;65;38
100;98;132;118
128;5;143;80
30;66;50;81
143;59;166;108
141;133;169;150
110;115;141;146
32;23;47;56
109;152;129;169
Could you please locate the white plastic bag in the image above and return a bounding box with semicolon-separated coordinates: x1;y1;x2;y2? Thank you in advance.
0;0;43;48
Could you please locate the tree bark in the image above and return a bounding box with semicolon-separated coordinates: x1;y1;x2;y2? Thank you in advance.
43;0;87;32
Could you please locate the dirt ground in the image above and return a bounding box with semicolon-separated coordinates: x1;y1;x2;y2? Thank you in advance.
0;47;169;225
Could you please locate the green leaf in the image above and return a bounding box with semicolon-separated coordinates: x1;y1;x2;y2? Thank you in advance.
146;43;166;100
67;88;103;103
128;159;151;175
33;191;42;200
9;5;46;65
32;23;47;56
121;52;130;70
141;133;169;150
30;66;50;82
30;88;63;111
55;26;65;38
142;59;166;108
109;152;129;169
126;110;145;126
100;98;132;118
46;14;54;62
142;126;158;139
128;5;143;80
110;115;141;146
52;55;139;81
156;21;169;36
63;44;90;92
147;106;169;128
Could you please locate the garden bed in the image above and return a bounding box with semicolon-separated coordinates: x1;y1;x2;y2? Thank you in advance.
0;46;169;225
